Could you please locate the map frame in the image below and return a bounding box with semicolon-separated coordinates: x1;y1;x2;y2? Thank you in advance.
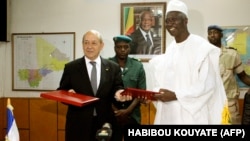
221;25;250;88
11;32;75;91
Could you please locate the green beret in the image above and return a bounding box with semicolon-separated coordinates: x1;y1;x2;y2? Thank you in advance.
113;35;132;43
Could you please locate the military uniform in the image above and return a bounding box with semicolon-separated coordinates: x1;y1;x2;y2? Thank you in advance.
110;35;147;141
219;46;244;124
109;56;146;124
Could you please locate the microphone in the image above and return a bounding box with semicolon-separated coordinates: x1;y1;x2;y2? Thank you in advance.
96;122;112;141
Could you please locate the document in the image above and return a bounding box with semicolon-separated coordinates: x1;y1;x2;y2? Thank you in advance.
121;88;160;100
40;90;99;107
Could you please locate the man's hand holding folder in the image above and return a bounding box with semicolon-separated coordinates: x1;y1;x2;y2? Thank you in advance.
115;88;177;103
115;88;160;103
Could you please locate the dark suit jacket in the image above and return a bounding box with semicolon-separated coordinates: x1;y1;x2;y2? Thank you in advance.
129;29;162;54
57;56;124;141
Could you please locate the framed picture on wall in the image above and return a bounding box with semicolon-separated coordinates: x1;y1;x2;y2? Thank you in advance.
121;2;166;62
12;32;75;91
221;25;250;88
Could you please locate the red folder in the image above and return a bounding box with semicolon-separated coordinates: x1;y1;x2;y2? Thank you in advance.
40;90;99;107
121;88;160;100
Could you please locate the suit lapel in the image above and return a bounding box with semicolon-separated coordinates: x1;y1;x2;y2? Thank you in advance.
77;57;95;95
76;57;88;79
96;58;110;96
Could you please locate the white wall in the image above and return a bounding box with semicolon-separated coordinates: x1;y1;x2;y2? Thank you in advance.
0;0;249;97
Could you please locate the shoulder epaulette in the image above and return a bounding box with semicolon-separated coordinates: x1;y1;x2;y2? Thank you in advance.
228;47;237;50
132;58;141;62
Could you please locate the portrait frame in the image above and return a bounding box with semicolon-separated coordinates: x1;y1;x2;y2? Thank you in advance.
120;2;166;62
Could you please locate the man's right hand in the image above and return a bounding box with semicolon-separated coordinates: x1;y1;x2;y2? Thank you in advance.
115;89;132;102
68;89;76;93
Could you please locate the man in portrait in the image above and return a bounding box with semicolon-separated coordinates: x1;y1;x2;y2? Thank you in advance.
128;10;162;55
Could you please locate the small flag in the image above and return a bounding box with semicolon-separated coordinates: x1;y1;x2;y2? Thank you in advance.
124;7;134;35
5;98;20;141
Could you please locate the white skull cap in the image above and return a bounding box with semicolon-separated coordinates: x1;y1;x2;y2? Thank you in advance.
166;0;188;17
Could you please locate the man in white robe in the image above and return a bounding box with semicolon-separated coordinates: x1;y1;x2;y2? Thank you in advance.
147;0;227;124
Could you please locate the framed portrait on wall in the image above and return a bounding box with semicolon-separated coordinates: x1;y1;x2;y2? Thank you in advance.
121;2;166;62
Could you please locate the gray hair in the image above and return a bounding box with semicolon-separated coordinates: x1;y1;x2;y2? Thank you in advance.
82;29;103;43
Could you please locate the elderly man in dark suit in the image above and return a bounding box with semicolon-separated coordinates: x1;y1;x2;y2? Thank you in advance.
129;10;162;54
57;30;124;141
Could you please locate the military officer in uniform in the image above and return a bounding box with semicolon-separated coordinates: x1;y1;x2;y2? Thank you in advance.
109;35;146;141
207;25;250;124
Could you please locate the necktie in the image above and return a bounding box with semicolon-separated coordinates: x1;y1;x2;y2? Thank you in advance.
146;34;152;53
146;34;152;47
90;61;97;95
